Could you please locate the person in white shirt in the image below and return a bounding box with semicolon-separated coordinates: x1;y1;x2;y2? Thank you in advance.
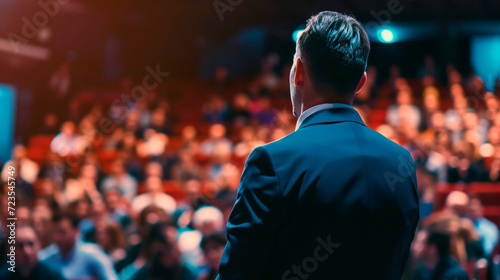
101;159;137;203
131;176;176;216
1;144;39;184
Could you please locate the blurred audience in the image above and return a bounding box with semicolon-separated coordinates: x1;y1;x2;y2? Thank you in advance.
2;56;500;280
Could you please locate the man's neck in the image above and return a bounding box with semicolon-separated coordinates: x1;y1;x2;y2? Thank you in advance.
299;95;352;116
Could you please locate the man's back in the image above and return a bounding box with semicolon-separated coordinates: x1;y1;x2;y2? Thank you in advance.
217;106;419;280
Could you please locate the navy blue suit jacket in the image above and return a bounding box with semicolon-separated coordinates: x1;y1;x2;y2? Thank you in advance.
217;104;420;280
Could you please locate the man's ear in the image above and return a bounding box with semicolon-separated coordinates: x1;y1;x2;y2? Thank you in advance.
355;71;368;93
294;57;305;87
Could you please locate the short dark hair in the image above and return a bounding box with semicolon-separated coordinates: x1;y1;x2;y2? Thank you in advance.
53;213;80;229
298;11;370;96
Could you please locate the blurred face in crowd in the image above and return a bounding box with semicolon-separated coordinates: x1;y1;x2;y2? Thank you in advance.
453;95;467;110
424;90;439;111
53;218;78;254
485;95;499;111
213;142;232;163
17;207;31;226
152;227;181;269
209;124;226;139
32;209;51;243
233;93;250;109
240;127;256;143
16;227;40;270
41;179;55;196
104;189;121;210
61;121;76;136
75;198;91;219
203;241;225;270
146;162;163;178
184;179;201;204
494;112;500;127
91;201;108;223
431;111;445;129
146;176;163;194
111;160;125;175
488;126;500;145
182;125;197;141
450;84;464;98
12;144;27;161
445;191;469;216
152;108;166;127
464;112;478;130
80;164;97;180
396;90;412;106
467;198;483;221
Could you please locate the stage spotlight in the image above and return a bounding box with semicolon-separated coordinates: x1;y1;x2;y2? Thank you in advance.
292;29;305;42
378;29;394;43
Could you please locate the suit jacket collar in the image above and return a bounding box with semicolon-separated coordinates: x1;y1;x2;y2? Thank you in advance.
297;103;366;130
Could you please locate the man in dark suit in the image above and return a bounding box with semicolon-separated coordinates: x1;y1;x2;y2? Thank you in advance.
216;11;420;280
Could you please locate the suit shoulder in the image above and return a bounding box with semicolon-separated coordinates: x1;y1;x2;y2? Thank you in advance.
360;126;413;158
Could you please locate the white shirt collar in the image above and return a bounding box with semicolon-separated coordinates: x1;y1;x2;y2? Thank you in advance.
295;103;353;131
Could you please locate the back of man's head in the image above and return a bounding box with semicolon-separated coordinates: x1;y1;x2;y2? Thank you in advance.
298;11;370;97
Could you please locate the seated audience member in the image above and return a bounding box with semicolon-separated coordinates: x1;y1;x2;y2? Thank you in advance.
233;127;264;158
38;178;64;211
178;206;225;276
96;219;127;264
252;97;276;125
413;231;469;280
226;93;252;128
446;140;483;183
458;218;486;262
115;205;172;276
101;159;137;203
202;94;229;123
32;205;54;249
38;213;118;280
1;144;39;185
386;88;421;130
171;149;202;182
131;176;176;216
198;233;227;280
79;200;109;243
488;146;500;181
136;129;169;159
142;161;164;181
199;124;232;157
130;222;196;280
180;125;200;153
103;127;125;150
0;225;65;280
416;167;436;219
50;121;84;157
38;152;65;190
444;190;469;217
103;189;132;231
467;195;499;257
175;179;209;229
148;108;171;135
1;144;39;199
